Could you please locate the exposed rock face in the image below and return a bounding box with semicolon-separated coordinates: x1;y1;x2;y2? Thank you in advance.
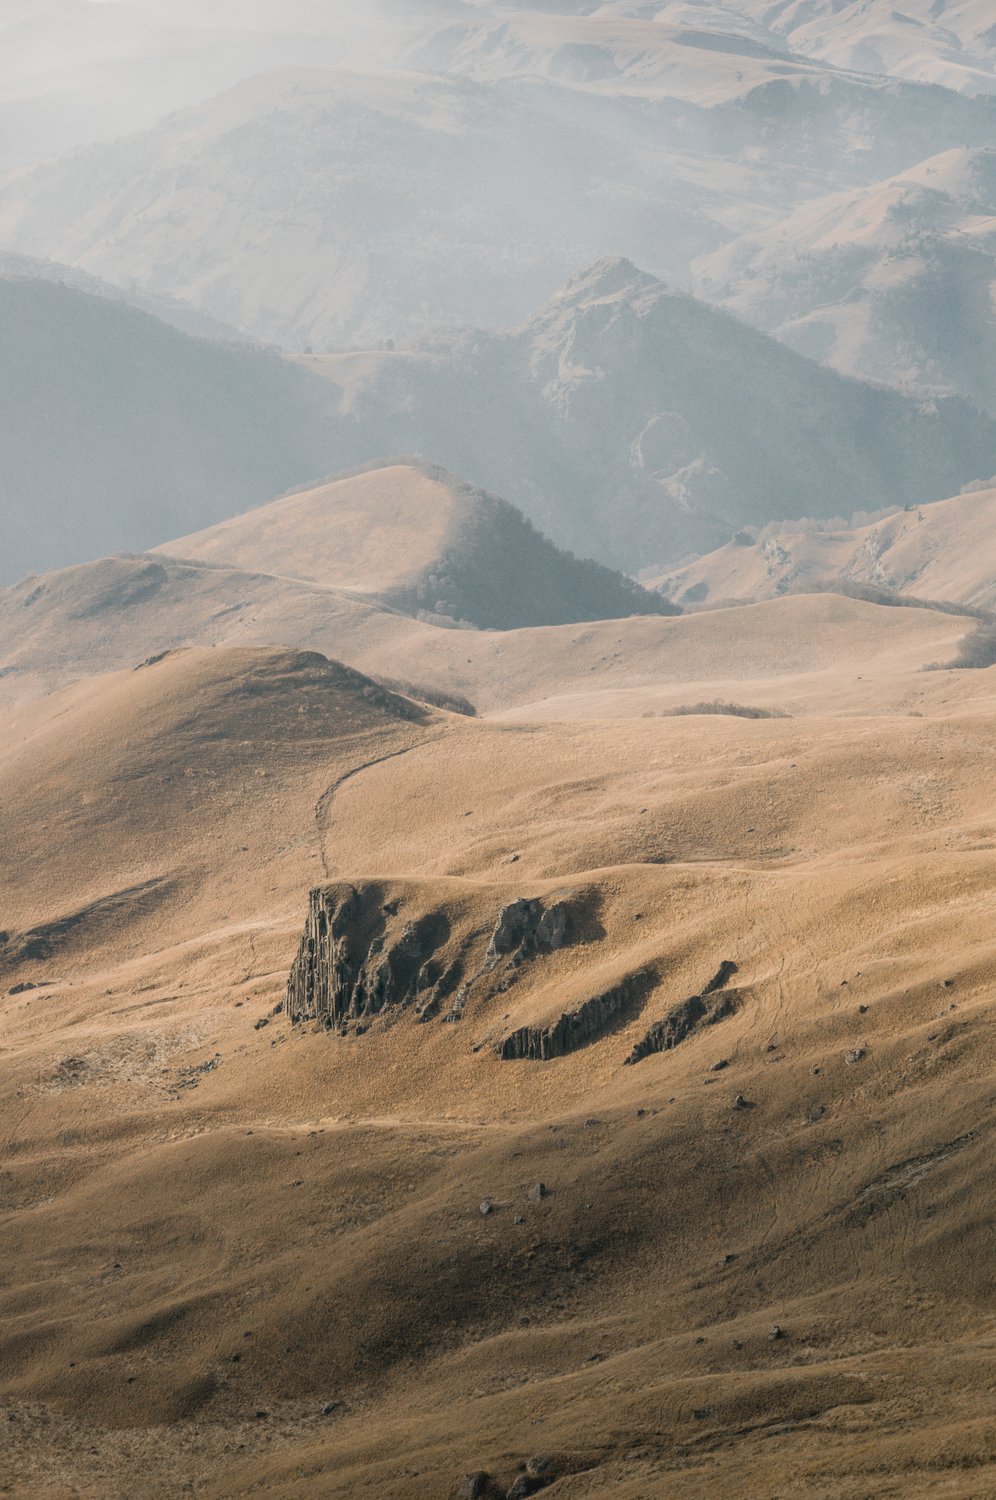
286;885;584;1035
286;884;456;1030
486;899;570;969
496;969;655;1061
625;962;740;1065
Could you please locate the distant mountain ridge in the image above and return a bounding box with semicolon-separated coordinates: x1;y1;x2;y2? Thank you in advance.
1;56;994;350
695;148;996;412
318;258;996;569
4;261;996;584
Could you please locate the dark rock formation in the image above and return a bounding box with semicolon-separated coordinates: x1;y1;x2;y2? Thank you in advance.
457;1475;501;1500
486;898;570;969
625;962;740;1065
286;885;453;1030
497;968;655;1060
287;883;610;1043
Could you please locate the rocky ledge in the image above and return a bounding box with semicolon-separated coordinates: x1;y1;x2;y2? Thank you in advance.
625;961;740;1064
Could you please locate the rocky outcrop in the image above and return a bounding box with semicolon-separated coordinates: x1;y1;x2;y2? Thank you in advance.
625;961;740;1065
287;883;610;1043
496;969;655;1061
485;898;570;969
286;884;455;1030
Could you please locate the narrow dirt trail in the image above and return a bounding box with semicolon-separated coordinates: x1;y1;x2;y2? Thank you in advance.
314;729;454;879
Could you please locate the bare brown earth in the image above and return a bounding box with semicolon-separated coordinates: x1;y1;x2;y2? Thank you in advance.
2;585;996;1497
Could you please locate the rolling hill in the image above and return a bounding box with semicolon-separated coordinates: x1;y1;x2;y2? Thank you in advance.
156;460;673;629
655;484;996;612
0;542;979;727
3;611;996;1496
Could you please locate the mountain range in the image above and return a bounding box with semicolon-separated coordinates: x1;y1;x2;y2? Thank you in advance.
5;259;996;584
6;8;996;1498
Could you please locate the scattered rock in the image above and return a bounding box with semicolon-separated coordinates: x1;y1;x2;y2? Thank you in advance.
505;1472;555;1500
514;1216;525;1225
480;1200;495;1217
254;1017;269;1031
732;1093;751;1110
527;1183;548;1202
321;1401;340;1416
845;1048;866;1065
710;1058;729;1072
769;1324;786;1341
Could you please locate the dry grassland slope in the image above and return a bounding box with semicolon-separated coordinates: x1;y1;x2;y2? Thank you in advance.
1;628;995;1496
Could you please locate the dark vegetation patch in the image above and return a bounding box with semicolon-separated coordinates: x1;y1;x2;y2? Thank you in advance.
659;701;789;719
371;675;478;717
384;468;681;630
803;579;990;619
926;621;996;671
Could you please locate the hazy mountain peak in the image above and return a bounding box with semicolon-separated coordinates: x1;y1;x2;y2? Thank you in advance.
538;254;664;310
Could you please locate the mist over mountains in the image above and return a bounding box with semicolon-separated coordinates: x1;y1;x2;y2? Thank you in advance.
6;7;996;1500
4;257;994;583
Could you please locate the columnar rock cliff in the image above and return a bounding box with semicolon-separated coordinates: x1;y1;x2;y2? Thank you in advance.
286;883;743;1065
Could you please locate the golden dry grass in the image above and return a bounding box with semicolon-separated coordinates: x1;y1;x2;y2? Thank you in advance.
2;605;996;1497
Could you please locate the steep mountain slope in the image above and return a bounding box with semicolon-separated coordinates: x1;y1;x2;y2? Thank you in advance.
718;0;996;94
0;249;242;340
0;276;338;584
3;631;996;1497
317;259;996;569
695;147;996;410
2;46;994;350
156;460;673;628
656;484;996;612
0;65;724;349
